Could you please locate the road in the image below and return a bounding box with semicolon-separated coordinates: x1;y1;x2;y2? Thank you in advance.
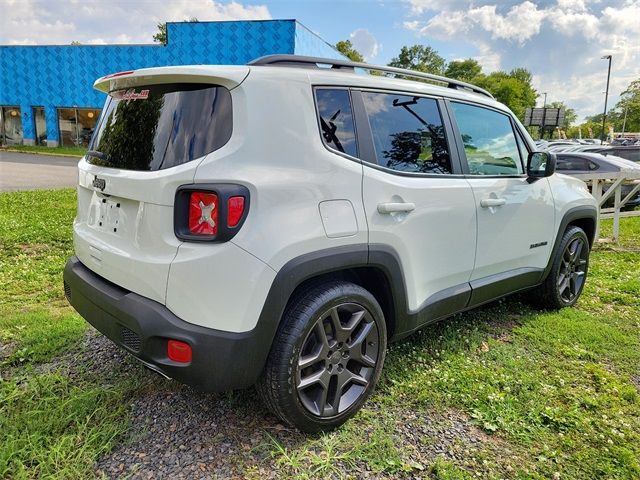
0;151;80;191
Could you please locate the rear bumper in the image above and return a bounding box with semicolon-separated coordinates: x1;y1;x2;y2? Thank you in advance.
63;256;268;391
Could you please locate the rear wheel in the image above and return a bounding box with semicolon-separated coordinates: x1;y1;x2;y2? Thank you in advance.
532;226;590;309
257;281;387;433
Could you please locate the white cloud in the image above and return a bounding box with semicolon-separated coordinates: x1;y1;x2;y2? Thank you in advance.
406;0;470;15
402;0;640;121
467;2;545;42
416;1;544;44
349;28;382;60
474;42;502;73
0;0;271;45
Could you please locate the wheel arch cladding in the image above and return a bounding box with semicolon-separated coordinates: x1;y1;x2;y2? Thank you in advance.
255;244;408;375
542;205;598;282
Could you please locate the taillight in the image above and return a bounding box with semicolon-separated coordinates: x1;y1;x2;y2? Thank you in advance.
167;339;192;363
188;192;218;236
227;196;245;227
174;184;250;242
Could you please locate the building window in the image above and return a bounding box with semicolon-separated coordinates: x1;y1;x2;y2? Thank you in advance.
1;106;23;146
33;107;47;146
57;107;101;147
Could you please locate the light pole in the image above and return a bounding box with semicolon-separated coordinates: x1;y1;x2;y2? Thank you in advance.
601;55;612;144
542;92;547;108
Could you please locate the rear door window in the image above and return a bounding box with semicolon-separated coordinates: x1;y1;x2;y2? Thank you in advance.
361;92;452;174
315;89;358;158
89;83;232;171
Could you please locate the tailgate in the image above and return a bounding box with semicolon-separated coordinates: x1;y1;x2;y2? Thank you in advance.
74;161;187;303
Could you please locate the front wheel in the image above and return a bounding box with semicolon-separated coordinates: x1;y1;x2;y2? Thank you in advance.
532;226;590;309
257;281;387;433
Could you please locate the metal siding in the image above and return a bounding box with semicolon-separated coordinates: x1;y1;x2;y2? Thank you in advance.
0;20;308;143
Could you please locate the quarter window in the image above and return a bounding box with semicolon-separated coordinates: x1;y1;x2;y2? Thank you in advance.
451;102;523;175
315;89;358;158
361;92;452;174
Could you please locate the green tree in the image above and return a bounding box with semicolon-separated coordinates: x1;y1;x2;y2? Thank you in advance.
153;22;167;44
444;59;482;82
475;69;537;120
335;40;364;63
613;79;640;132
153;18;198;45
547;101;577;130
389;45;446;75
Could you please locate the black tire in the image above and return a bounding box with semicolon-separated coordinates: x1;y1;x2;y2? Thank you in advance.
532;226;590;309
257;281;387;433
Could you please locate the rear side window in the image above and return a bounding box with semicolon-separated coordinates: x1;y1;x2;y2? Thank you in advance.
88;83;232;171
556;156;589;171
451;102;523;175
315;89;358;158
613;149;640;162
362;92;452;174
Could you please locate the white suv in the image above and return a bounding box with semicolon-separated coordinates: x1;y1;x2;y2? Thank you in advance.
64;55;597;432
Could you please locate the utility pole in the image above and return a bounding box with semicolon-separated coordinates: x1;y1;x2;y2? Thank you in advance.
601;55;612;145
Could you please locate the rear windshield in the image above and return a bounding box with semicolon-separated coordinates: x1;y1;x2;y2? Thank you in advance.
88;83;232;170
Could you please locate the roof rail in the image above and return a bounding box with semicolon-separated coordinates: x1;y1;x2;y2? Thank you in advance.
248;54;494;100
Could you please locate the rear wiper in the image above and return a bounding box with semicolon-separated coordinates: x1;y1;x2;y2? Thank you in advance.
86;150;109;161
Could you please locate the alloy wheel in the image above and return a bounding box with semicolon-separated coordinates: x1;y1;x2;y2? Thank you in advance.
295;302;380;417
558;236;588;302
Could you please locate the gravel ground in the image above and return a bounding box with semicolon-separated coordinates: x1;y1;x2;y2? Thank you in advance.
45;328;503;479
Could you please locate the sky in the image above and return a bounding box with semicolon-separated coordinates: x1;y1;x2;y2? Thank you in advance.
1;0;638;121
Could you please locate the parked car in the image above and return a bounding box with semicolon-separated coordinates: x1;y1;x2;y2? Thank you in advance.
556;152;640;209
553;145;640;163
601;146;640;163
63;55;597;432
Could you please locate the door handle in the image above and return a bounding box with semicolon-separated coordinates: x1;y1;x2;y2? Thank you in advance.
480;198;506;208
377;202;416;214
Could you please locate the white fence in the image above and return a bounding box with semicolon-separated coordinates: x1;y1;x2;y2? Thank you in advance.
572;163;640;242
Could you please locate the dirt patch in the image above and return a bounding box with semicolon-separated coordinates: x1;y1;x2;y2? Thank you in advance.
0;341;18;379
0;340;17;360
16;243;48;255
392;407;515;474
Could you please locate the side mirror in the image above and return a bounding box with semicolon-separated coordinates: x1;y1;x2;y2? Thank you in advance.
527;151;556;178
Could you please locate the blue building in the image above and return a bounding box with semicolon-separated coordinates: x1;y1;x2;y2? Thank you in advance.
0;20;342;147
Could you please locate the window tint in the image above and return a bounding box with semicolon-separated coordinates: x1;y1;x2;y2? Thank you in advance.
556;156;589;171
89;83;232;171
451;102;523;175
315;89;357;158
361;92;452;174
612;149;640;162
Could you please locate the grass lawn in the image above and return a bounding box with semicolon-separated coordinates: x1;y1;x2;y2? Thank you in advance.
0;145;86;157
1;188;639;479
